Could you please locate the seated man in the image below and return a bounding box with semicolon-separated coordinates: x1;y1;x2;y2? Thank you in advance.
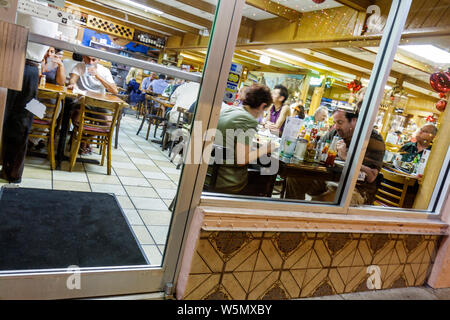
286;107;385;206
67;55;118;154
399;123;437;162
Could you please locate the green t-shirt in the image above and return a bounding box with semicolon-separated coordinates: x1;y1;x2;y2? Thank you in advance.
211;105;258;193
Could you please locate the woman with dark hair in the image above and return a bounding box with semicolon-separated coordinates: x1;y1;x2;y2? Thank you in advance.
264;84;290;136
210;84;275;194
41;47;66;86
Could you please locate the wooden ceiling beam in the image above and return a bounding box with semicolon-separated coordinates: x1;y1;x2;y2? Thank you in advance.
67;0;184;36
94;0;200;34
135;0;212;29
312;48;432;92
334;0;374;12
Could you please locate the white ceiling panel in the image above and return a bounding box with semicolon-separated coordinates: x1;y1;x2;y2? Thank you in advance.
275;0;343;12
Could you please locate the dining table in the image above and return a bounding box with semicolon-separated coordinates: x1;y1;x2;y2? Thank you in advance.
37;83;128;169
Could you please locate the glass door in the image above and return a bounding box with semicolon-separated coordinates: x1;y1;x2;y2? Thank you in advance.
0;0;240;299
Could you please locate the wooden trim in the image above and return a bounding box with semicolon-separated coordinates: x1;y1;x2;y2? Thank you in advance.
198;206;448;235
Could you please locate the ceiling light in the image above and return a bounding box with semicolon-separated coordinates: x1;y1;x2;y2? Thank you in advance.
399;45;450;64
259;55;271;65
115;0;164;15
266;49;306;62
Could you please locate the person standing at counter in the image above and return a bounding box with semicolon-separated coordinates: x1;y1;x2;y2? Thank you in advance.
264;84;290;136
399;124;437;162
210;84;275;195
1;14;58;183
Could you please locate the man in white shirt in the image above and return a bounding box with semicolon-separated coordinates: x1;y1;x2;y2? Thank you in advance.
1;14;57;183
168;81;200;124
68;56;118;95
67;56;117;155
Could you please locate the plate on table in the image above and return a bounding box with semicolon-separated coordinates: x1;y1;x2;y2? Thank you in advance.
334;160;345;167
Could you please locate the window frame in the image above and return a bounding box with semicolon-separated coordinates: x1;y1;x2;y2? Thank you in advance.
188;0;448;220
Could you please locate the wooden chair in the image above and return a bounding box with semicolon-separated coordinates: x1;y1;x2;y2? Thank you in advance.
373;167;417;207
68;96;122;175
136;95;165;140
29;91;65;170
166;107;194;166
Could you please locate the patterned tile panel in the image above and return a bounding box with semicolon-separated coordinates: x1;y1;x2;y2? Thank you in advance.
181;231;442;300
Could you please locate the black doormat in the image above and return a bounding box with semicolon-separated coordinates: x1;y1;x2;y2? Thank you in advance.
0;187;148;271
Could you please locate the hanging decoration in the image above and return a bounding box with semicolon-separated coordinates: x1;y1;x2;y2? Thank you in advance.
346;79;362;93
429;70;449;112
426;115;437;123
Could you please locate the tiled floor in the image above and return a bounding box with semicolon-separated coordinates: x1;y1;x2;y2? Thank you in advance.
0;115;181;266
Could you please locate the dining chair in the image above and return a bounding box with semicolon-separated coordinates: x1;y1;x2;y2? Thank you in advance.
373;168;417;207
136;95;165;140
166;108;194;167
29;91;65;170
68;96;122;175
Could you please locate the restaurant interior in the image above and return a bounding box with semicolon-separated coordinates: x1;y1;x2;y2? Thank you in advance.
0;0;449;297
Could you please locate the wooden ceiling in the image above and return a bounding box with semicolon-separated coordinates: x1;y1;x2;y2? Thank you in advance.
66;0;449;101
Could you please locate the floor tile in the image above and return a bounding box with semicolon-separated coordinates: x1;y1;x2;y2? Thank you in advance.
131;197;167;210
90;183;127;196
83;164;114;175
139;210;172;225
159;166;180;175
123;209;144;225
141;171;169;180
112;161;137;170
119;176;151;187
135;164;162;172
131;225;155;245
127;152;150;159
147;225;169;245
147;179;177;189
19;178;52;189
114;168;144;178
132;158;157;166
156;188;177;200
22;167;52;180
116;196;135;209
86;173;121;185
53;181;91;192
124;186;159;198
142;245;162;266
53;170;88;182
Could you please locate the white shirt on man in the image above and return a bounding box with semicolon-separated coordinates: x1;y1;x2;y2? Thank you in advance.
168;82;200;123
71;62;114;93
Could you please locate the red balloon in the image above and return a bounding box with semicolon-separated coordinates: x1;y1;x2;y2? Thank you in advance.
436;99;447;112
430;71;450;93
312;0;326;3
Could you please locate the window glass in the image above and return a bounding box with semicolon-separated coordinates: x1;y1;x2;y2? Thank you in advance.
4;0;217;272
201;0;393;206
354;0;450;211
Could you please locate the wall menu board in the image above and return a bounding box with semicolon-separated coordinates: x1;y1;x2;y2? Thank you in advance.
42;0;65;8
133;30;166;49
18;0;79;26
87;16;134;40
